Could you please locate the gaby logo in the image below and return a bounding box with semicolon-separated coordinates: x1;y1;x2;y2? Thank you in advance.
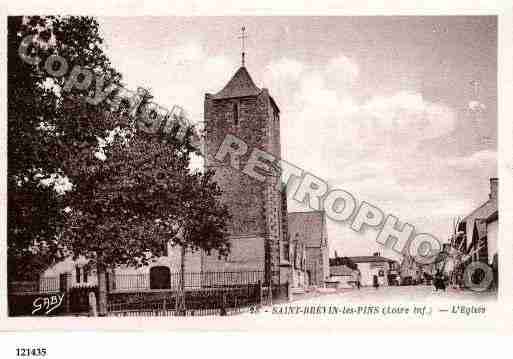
32;293;65;315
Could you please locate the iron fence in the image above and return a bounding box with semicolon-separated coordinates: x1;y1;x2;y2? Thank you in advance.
110;270;266;292
9;270;287;317
9;277;60;294
40;277;60;292
107;284;262;316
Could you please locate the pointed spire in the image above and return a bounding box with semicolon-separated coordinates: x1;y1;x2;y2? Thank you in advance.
212;66;261;100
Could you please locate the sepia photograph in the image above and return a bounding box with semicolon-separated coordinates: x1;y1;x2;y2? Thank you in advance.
6;15;498;320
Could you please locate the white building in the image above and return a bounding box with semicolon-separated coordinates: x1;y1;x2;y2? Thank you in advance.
328;265;357;288
348;253;398;287
39;244;202;291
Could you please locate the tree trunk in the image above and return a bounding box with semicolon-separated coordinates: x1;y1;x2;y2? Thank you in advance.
97;262;108;316
177;245;186;314
180;245;185;291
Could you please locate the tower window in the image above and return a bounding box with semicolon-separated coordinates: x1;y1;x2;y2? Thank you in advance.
75;266;81;283
283;243;290;261
233;102;239;125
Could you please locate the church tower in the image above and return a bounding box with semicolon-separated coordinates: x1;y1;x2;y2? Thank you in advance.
203;61;283;285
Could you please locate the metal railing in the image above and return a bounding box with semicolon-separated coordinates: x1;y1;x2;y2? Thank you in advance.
110;271;266;292
9;277;60;294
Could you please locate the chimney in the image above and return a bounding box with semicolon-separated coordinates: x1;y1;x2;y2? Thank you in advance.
489;177;498;200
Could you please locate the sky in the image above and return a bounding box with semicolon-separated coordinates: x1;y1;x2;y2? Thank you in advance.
98;16;497;261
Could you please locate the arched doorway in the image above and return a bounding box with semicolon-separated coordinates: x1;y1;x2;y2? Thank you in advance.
150;266;171;289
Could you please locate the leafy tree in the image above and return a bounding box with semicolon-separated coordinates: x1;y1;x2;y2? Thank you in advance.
9;16;231;315
62;96;231;314
8;16;121;280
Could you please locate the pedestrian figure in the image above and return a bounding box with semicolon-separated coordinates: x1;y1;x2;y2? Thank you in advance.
433;270;446;291
356;270;361;290
373;275;379;289
88;291;98;317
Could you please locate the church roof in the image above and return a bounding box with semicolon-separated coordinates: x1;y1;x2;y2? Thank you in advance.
473;218;487;241
212;66;261;100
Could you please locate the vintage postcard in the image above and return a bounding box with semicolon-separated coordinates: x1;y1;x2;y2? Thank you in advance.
1;2;512;335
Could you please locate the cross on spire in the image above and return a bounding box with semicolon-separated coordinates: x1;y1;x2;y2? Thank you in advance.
238;26;248;67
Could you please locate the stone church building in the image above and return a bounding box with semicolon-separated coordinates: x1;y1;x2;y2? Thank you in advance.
201;65;284;286
39;63;330;290
200;64;330;288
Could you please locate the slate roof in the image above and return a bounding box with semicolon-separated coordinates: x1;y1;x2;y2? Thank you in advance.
330;265;356;276
487;210;498;223
474;218;488;241
461;186;497;225
212;66;261;100
462;190;497;252
347;256;395;264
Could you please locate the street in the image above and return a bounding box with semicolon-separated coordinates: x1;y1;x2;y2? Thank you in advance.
241;285;496;317
291;285;496;304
